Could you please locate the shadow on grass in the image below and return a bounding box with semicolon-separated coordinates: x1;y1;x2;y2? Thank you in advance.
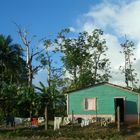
119;124;140;139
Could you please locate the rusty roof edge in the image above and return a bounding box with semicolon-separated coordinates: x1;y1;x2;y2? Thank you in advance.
65;82;107;94
65;82;140;95
105;82;139;95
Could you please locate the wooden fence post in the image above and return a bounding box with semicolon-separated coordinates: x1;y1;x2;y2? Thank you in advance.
117;106;120;132
72;110;74;124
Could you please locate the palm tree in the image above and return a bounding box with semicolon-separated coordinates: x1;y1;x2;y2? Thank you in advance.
0;35;28;117
0;35;27;86
17;86;41;118
36;82;66;117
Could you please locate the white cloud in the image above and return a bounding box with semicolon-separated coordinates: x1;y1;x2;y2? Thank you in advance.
104;34;123;69
85;3;117;28
104;34;126;85
34;0;140;87
136;42;140;60
69;27;76;32
76;0;140;86
114;1;140;39
82;23;97;34
82;0;140;40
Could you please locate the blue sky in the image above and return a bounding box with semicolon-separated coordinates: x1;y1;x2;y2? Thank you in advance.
0;0;101;41
0;0;101;85
1;0;140;86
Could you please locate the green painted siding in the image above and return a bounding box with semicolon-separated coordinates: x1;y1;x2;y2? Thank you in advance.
68;84;138;115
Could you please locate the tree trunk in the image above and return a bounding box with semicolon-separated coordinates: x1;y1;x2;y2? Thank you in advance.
124;52;129;87
94;63;97;85
26;44;32;87
28;64;32;87
93;53;101;85
45;105;48;130
73;66;77;88
128;54;134;88
47;60;51;88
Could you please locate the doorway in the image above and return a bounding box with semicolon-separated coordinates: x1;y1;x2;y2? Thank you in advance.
114;98;124;122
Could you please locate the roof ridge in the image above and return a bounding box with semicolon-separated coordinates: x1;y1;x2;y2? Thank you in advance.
106;82;139;94
65;82;140;94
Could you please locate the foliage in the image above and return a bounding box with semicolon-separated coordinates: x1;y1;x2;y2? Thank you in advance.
120;39;138;88
36;82;66;119
0;35;28;86
0;28;139;124
0;34;28;117
17;86;41;117
16;25;43;87
56;29;111;90
37;39;66;119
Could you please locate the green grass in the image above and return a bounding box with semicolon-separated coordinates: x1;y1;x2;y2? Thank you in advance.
0;123;140;140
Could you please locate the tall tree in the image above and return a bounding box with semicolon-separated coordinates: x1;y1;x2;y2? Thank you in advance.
87;29;111;84
56;29;111;90
0;35;27;86
16;25;45;119
16;25;44;88
17;86;41;118
120;38;138;88
0;34;27;117
56;29;92;89
37;39;66;130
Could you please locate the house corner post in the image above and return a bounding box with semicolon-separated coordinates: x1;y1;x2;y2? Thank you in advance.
138;94;140;124
117;106;120;132
66;94;69;116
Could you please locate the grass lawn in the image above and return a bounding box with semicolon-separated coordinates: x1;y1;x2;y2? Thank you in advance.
0;123;140;140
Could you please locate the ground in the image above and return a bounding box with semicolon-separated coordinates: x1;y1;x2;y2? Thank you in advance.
0;123;140;140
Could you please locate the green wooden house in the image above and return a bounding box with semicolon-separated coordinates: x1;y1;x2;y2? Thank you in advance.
66;83;140;123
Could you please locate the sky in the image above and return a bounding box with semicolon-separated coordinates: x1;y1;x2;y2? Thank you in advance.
0;0;140;86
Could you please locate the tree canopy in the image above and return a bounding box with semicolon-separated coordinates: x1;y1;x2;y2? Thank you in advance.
0;27;139;122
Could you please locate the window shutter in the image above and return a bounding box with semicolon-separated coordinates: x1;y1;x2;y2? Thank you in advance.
85;98;96;110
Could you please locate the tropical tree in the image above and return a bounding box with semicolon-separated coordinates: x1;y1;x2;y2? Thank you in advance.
56;29;111;90
0;34;28;118
15;25;47;119
0;35;27;87
87;29;111;84
16;25;44;88
36;82;66;119
17;86;41;118
0;84;17;117
120;38;138;88
37;39;66;129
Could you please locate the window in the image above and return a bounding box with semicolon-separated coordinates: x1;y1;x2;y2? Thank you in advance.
85;98;96;110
